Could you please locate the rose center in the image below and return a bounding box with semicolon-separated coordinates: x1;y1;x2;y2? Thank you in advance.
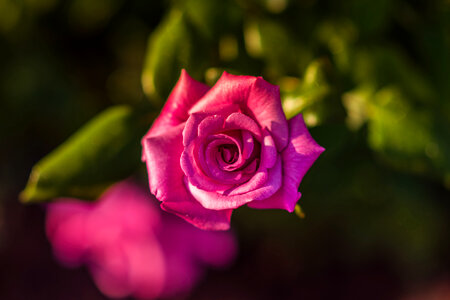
219;144;239;164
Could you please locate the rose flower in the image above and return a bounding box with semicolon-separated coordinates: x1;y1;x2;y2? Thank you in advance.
142;70;324;230
46;180;236;300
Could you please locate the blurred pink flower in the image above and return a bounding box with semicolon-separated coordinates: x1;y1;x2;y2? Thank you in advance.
46;180;237;299
142;70;324;230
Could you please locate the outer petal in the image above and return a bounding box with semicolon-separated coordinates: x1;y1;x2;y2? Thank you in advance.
142;124;232;230
189;72;288;150
189;72;256;114
247;77;288;150
145;70;210;139
248;115;325;211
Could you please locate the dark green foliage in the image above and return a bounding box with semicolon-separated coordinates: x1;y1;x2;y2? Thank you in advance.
21;106;155;202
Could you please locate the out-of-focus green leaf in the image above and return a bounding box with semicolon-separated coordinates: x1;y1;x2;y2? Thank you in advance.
141;10;208;104
352;47;435;104
20;105;154;203
316;20;357;74
244;18;311;77
181;0;242;39
281;59;331;120
0;0;21;33
366;87;450;182
342;83;375;130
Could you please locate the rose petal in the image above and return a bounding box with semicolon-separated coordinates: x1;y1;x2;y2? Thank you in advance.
189;72;255;114
261;129;277;169
161;201;232;231
182;134;251;190
198;115;225;138
187;156;282;210
182;107;240;146
142;124;232;230
181;141;232;192
189;72;288;150
205;130;278;198
248;115;325;211
224;112;262;141
145;70;210;139
247;77;289;150
183;113;208;146
242;130;254;160
205;135;244;171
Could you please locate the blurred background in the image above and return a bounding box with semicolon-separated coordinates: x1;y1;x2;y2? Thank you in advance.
0;0;449;299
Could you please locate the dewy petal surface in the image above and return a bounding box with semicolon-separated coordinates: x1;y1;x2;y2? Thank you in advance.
248;115;325;211
143;124;232;230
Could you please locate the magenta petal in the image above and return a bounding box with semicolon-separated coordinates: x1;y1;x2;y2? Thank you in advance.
161;201;232;231
143;124;186;201
181;142;231;192
189;72;256;115
205;135;244;171
189;72;287;149
242;130;254;159
247;77;288;150
183;113;207;146
202;138;252;184
187;156;282;210
224;112;262;141
261;129;277;169
145;70;210;139
198;115;225;137
247;184;302;211
226;154;281;197
248;115;324;211
282;114;325;186
143;124;232;230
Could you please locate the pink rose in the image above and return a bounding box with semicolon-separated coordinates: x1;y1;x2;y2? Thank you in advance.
142;70;325;230
46;180;236;300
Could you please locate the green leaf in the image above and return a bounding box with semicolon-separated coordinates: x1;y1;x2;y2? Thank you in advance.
352;47;435;104
316;20;357;74
21;105;154;203
281;59;331;120
141;10;208;104
361;86;450;183
182;0;242;40
244;18;312;77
